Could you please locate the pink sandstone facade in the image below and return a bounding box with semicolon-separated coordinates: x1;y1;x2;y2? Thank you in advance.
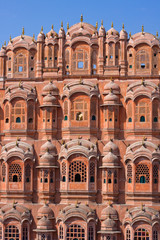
0;17;159;240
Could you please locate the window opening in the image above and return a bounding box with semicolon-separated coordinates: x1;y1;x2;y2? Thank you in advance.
134;228;149;240
78;61;84;69
5;225;19;240
67;224;85;240
9;164;22;182
136;164;150;183
69;161;86;182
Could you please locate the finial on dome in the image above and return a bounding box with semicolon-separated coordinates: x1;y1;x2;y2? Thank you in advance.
51;24;53;30
108;200;111;206
141;77;145;85
41;26;43;33
111;76;114;82
67;22;69;30
122;23;124;30
10;35;12;42
61;21;63;28
4;41;6;46
111;22;113;28
142;25;144;34
129;32;132;38
32;33;35;42
156;31;159;37
22;27;24;35
101;19;103;26
80;14;83;22
96;22;98;30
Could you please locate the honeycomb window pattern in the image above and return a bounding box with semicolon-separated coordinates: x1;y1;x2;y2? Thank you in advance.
127;164;132;182
69;161;87;182
67;224;85;240
135;164;150;183
9;164;22;182
153;165;158;183
2;163;6;176
5;225;19;240
62;162;66;175
90;162;95;176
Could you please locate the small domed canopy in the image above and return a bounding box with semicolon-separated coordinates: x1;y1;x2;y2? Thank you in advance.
59;139;97;160
43;93;56;105
0;203;32;224
127;32;159;48
104;80;120;95
67;22;97;39
62;79;99;99
0;46;6;57
103;140;119;156
123;205;160;226
101;217;117;231
0;140;34;163
101;204;118;220
40;140;57;155
120;29;128;39
42;81;58;96
102;152;119;167
38;203;54;219
4;83;37;103
57;203;97;223
37;28;45;42
106;24;119;43
46;26;57;39
99;25;105;36
59;23;65;38
103;92;119;105
39;151;56;166
37;216;53;230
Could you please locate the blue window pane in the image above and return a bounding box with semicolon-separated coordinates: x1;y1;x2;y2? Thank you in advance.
78;61;83;69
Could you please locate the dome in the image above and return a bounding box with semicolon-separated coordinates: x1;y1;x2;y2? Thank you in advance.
102;152;119;166
67;22;96;38
37;216;52;230
104;80;120;93
103;140;119;155
101;204;118;219
40;140;56;155
37;31;45;42
104;92;119;103
101;218;117;230
99;25;105;36
42;81;58;95
107;26;119;37
46;27;57;38
59;24;65;38
43;93;56;105
120;29;128;39
0;47;6;57
39;151;55;166
38;203;54;218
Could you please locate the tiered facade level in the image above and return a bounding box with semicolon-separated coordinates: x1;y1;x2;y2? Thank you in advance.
0;18;160;240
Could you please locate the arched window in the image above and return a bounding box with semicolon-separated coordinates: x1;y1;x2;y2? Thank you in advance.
90;162;95;183
153;230;158;240
12;101;25;123
65;49;70;74
128;117;132;122
126;229;131;240
14;53;27;74
92;50;97;74
108;170;112;184
135;101;150;123
5;104;9;123
28;104;34;124
135;164;150;183
23;225;28;240
25;164;31;182
134;228;149;240
0;225;2;239
2;163;6;182
71;99;88;121
153;165;158;184
44;170;48;183
9;163;22;182
64;101;68;120
62;162;66;182
67;224;85;240
59;225;63;239
89;226;94;240
48;45;53;67
5;225;19;240
72;48;89;71
136;50;149;70
127;164;132;183
69;161;87;182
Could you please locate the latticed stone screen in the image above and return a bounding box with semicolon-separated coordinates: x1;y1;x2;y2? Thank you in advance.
69;161;87;182
5;225;19;240
134;228;149;240
67;224;85;240
135;164;150;183
9;163;22;182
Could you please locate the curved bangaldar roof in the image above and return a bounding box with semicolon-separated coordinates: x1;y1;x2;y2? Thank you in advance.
7;34;37;51
128;31;160;48
67;21;97;39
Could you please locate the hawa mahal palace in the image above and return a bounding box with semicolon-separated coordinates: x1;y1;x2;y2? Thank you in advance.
0;15;159;240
